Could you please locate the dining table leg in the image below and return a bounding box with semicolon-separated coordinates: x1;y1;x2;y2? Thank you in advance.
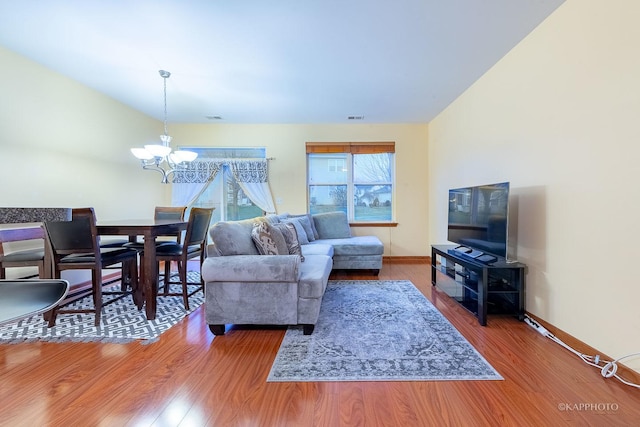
142;232;158;320
127;235;144;309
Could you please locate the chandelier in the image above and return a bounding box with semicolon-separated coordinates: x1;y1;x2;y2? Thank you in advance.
130;70;197;183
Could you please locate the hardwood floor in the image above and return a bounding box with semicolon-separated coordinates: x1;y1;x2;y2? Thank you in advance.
1;262;639;426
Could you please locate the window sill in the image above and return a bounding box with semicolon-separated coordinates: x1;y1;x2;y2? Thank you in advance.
349;222;398;227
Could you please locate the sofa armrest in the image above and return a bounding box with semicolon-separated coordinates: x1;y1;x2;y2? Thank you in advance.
201;255;301;282
207;243;221;257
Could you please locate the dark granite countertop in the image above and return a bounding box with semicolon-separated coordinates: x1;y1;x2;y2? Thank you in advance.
0;208;71;224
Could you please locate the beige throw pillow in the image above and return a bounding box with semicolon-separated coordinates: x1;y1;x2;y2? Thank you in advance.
251;221;282;255
282;217;310;244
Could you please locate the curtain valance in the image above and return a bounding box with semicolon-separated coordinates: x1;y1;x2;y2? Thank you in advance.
173;159;268;184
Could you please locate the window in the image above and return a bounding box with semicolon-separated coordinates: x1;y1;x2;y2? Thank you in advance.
307;142;395;222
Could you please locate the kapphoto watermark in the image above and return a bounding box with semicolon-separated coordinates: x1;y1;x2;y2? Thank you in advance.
557;402;619;412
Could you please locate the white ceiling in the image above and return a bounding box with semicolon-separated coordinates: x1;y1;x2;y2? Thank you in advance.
0;0;563;124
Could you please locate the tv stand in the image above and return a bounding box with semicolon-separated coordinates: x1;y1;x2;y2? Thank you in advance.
431;244;525;326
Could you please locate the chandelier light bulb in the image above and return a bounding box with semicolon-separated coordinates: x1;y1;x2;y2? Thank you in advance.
171;150;198;163
131;148;154;160
144;144;172;157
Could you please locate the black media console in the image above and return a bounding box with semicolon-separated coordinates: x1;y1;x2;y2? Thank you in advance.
431;244;526;326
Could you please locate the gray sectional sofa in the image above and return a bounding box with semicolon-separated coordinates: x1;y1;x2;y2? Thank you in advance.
201;211;384;335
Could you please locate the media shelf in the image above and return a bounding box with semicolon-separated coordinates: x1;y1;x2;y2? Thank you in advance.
431;244;526;326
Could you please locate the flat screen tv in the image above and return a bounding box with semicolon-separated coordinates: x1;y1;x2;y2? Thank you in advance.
447;182;510;259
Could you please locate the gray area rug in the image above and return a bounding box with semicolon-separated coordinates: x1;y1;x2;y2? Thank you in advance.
0;271;203;344
268;280;502;382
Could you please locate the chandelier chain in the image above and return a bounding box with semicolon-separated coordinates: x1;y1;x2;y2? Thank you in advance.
163;73;168;137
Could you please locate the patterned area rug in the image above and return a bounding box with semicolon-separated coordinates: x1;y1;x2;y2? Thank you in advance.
0;272;203;344
268;280;502;382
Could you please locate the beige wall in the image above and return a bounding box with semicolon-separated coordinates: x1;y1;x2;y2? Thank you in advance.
171;123;429;256
1;45;430;257
0;45;168;220
429;0;640;372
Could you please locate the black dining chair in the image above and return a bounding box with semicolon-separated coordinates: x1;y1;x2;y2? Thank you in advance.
140;207;214;310
123;206;187;280
43;207;139;326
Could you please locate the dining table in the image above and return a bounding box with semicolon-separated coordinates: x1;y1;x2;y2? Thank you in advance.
96;219;188;320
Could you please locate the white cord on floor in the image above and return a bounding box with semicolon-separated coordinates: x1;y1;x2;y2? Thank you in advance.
524;315;640;389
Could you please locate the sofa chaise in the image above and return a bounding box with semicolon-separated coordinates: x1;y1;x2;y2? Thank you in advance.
201;211;384;335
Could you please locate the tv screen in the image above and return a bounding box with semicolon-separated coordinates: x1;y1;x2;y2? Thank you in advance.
447;182;510;258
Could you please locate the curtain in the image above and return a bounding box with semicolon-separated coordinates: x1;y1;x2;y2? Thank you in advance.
171;159;276;214
228;160;276;214
171;161;223;206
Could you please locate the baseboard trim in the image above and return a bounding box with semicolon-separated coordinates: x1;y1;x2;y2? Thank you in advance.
383;256;429;264
526;312;640;387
